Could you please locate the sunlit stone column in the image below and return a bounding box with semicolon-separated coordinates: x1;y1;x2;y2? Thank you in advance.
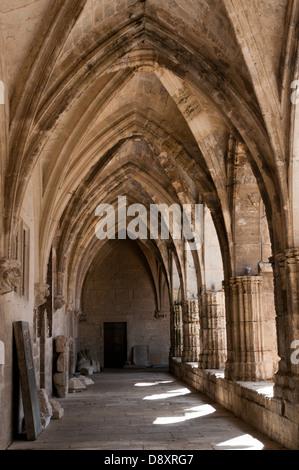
224;275;274;381
170;304;183;358
182;300;200;363
271;249;299;404
198;290;227;370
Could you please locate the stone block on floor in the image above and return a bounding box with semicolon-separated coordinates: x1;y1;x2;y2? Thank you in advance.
49;399;64;419
68;377;87;393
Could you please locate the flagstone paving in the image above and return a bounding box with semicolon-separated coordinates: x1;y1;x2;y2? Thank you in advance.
7;369;285;451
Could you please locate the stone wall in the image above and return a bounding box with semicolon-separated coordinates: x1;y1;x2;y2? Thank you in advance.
0;174;39;449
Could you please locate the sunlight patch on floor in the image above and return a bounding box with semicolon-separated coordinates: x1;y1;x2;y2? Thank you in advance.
143;387;191;400
153;404;216;425
134;381;174;387
217;434;265;450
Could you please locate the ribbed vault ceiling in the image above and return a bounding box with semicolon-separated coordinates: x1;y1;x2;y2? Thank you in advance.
0;0;297;301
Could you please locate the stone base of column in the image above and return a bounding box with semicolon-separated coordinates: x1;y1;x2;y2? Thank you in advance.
182;349;199;363
199;353;227;370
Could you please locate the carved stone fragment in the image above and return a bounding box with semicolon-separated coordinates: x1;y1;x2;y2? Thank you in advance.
34;283;50;308
0;259;21;295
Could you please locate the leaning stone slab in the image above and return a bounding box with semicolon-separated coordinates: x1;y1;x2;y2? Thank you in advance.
68;377;87;393
49;399;64;419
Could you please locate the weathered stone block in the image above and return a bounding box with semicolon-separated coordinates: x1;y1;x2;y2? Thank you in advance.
53;372;68;398
53;372;67;386
68;377;87;393
79;366;94;376
49;399;64;420
77;375;95;386
56;353;68;373
55;335;73;353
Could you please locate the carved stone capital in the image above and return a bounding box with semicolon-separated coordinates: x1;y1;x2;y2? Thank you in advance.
155;309;167;319
0;259;21;295
284;248;299;262
34;283;50;308
270;248;299;268
229;275;262;288
65;303;74;314
54;295;65;310
78;309;86;322
74;308;82;318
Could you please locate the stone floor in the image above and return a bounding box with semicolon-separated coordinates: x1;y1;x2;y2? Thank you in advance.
8;369;285;451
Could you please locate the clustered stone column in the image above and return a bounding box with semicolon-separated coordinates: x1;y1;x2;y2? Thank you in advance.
40;311;53;392
182;300;200;363
198;290;227;370
170;304;183;358
34;283;51;391
271;249;299;404
224;275;273;381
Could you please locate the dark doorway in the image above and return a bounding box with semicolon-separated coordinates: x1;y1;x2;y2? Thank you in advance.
104;322;127;368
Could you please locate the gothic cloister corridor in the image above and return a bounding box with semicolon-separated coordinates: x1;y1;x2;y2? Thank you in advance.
1;0;299;453
7;369;285;451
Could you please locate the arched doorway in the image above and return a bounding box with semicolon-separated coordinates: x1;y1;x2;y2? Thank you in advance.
80;239;170;369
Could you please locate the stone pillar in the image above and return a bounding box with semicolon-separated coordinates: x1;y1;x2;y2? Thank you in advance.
224;275;274;381
54;294;65;311
258;262;279;376
170;304;183;358
53;335;73;398
34;283;51;392
41;316;53;396
271;249;299;404
34;283;50;311
34;283;50;337
40;311;53;394
182;300;200;363
198;290;227;370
